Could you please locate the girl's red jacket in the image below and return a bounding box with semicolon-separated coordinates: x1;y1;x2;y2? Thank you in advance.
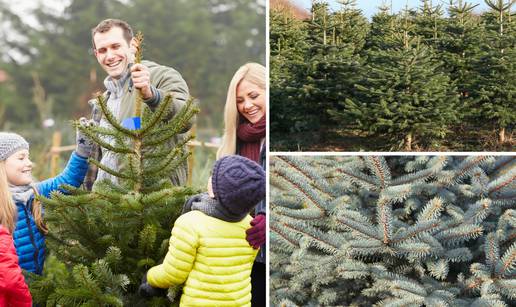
0;225;32;307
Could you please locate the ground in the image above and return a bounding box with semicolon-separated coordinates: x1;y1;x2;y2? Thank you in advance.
271;125;515;152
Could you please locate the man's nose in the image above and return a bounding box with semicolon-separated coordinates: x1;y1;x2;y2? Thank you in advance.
106;49;115;59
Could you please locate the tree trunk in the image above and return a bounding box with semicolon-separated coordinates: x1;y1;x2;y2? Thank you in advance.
499;127;506;143
405;133;413;151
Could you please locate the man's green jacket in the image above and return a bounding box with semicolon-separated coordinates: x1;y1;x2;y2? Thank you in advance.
84;60;193;189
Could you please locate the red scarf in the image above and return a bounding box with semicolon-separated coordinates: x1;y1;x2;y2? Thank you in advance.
237;116;265;163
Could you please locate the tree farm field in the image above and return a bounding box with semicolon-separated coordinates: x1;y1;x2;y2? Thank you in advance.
270;1;515;151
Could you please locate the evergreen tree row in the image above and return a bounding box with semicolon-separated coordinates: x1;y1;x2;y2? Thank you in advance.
270;155;516;306
270;0;515;151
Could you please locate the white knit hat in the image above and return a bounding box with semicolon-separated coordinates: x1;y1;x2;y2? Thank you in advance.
0;132;29;161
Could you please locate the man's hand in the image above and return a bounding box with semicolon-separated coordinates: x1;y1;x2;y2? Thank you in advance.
131;63;153;100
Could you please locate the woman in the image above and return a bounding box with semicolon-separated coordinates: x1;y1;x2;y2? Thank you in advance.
217;62;266;307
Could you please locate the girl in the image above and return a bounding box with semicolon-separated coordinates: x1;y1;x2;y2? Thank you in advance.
0;123;93;275
0;163;32;306
217;63;266;306
140;155;266;306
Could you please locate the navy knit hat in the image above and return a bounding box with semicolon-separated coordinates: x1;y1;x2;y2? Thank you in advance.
0;132;29;161
212;155;265;220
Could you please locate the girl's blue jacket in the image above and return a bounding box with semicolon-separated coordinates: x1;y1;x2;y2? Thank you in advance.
13;152;88;274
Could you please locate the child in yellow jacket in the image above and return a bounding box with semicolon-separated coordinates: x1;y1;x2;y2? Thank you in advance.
139;155;265;306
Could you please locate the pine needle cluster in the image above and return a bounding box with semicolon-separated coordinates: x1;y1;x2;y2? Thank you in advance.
271;155;516;306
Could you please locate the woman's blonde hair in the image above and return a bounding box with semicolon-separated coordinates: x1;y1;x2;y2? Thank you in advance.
216;62;266;159
0;162;17;233
0;161;48;234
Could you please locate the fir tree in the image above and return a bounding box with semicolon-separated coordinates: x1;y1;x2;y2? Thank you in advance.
439;0;484;121
412;0;446;48
270;5;307;59
363;2;398;51
470;0;516;143
270;6;309;134
300;1;335;132
29;34;199;306
270;155;516;306
298;1;363;136
330;11;459;150
334;0;369;53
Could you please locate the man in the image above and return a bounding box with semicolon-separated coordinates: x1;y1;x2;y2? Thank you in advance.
85;19;192;189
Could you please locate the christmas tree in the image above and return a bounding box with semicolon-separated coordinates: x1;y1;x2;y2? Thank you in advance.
296;1;363;136
270;155;516;306
270;1;366;138
470;0;516;143
363;2;398;51
330;9;459;150
270;5;309;134
334;0;369;53
438;0;484;120
29;34;199;306
412;0;445;48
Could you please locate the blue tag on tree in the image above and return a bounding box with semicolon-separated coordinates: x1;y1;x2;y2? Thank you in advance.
122;117;141;130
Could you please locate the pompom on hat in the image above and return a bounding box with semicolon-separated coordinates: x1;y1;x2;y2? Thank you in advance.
0;132;29;161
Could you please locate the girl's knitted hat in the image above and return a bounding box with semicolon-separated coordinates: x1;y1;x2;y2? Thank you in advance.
0;132;29;161
211;155;265;220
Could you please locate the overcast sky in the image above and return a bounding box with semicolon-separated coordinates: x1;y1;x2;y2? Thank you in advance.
5;0;70;26
291;0;492;18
